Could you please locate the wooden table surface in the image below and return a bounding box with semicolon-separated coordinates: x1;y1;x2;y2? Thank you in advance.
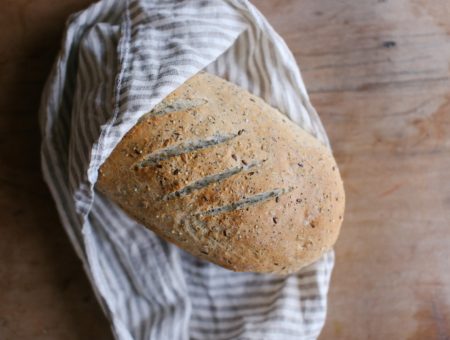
1;0;449;339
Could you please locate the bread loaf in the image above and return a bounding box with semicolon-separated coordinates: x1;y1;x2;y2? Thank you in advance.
96;72;345;274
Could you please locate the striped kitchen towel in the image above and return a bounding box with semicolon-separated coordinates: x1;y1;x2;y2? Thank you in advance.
39;0;335;339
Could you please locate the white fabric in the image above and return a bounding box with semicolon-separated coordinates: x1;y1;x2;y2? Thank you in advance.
39;0;334;339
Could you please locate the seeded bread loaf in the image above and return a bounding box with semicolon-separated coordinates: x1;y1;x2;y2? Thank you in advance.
96;72;345;274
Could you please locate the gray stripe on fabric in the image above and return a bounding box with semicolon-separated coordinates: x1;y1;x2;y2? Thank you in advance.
190;326;309;340
129;2;231;21
89;211;137;298
96;26;118;123
119;78;191;101
170;253;191;339
190;321;315;336
85;26;112;130
250;24;266;100
183;256;322;277
89;221;127;307
190;304;325;324
131;18;245;35
130;40;227;55
242;30;254;95
41;146;85;258
69;30;102;191
125;57;207;75
96;196;191;336
185;278;321;296
230;29;241;83
79;24;118;163
130;51;213;65
258;31;273;103
91;204;166;339
92;199;166;308
148;305;162;340
72;36;97;173
238;28;251;92
120;68;197;88
182;265;320;281
189;293;323;314
131;28;237;44
130;12;244;29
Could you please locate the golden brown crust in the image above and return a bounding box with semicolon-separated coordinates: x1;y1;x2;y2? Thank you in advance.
96;72;345;274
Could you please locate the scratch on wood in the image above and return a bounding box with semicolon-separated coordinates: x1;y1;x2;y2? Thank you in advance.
309;76;449;94
379;183;403;197
431;300;449;340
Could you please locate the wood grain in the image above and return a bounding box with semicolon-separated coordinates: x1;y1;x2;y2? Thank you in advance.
0;1;111;339
254;0;450;339
0;0;449;339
